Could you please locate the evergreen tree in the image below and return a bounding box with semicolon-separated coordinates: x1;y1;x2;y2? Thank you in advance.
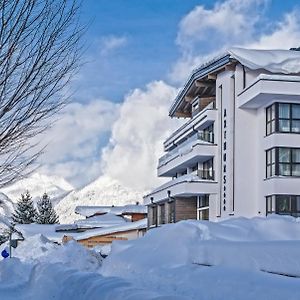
0;231;9;245
12;191;36;224
36;193;59;224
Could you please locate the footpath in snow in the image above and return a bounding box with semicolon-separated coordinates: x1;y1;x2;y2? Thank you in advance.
1;216;300;299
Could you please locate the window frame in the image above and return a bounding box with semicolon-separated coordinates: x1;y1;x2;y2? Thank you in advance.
266;195;300;217
266;147;300;178
266;102;300;136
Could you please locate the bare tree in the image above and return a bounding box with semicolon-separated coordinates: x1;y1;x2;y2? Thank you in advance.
0;0;83;187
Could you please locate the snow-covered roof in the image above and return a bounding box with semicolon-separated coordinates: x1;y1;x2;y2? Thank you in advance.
75;204;147;217
75;206;112;217
55;224;78;232
170;47;300;116
73;218;147;241
228;47;300;74
74;213;126;229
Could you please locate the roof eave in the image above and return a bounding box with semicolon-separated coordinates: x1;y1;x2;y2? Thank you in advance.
169;54;233;117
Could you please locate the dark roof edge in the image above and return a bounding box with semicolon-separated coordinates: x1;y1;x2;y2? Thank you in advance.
169;53;232;117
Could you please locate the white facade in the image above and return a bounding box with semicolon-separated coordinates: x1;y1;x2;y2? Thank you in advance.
144;48;300;224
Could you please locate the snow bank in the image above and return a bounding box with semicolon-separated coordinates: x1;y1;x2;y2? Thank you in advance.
0;234;184;300
102;216;300;276
11;234;102;272
229;47;300;74
2;216;300;300
0;258;186;300
15;224;65;243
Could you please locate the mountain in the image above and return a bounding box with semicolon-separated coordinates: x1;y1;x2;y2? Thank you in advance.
55;175;145;223
0;173;146;224
1;173;74;205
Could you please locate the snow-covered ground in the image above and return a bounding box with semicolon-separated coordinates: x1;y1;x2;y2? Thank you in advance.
1;216;300;299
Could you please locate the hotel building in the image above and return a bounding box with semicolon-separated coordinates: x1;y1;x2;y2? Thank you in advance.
144;48;300;226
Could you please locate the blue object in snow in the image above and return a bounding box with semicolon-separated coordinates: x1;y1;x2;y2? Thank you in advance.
1;249;9;258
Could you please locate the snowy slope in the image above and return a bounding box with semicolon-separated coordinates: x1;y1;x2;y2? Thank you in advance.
1;173;74;205
56;176;145;223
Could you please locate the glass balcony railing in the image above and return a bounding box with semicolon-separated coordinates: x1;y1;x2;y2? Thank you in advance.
158;131;215;167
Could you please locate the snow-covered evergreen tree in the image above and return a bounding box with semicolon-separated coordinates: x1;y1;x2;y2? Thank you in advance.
0;231;9;245
12;191;36;224
35;193;59;224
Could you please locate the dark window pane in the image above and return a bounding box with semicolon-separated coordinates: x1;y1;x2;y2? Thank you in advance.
267;150;271;164
266;123;271;135
279;103;290;118
291;120;300;133
272;148;276;163
279;163;290;175
292;149;300;163
271;164;275;176
279;120;290;132
276;196;291;213
292;164;300;176
292;104;300;119
279;148;290;162
267;107;271;122
296;197;300;210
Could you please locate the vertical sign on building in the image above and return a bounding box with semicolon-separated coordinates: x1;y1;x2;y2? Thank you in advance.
223;108;227;212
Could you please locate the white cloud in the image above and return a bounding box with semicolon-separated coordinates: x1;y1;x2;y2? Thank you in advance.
170;1;300;83
37;100;120;186
101;81;182;192
247;10;300;49
99;35;128;56
177;0;266;53
170;0;268;83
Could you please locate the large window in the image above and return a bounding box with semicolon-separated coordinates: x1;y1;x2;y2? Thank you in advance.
266;103;300;135
266;195;300;217
266;147;300;177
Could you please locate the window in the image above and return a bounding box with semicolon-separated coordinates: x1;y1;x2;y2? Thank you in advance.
199;123;214;143
159;203;165;224
266;103;300;135
266;147;300;177
201;158;214;180
266;148;276;177
197;195;209;220
192;99;199;116
266;195;300;217
151;205;157;226
168;201;175;223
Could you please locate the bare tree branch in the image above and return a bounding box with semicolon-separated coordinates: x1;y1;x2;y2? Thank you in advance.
0;0;83;187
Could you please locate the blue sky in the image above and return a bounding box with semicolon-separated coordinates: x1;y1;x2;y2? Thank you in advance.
39;0;300;189
75;0;203;101
74;0;299;102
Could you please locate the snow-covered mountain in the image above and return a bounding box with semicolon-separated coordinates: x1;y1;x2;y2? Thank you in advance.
55;175;145;223
1;173;74;205
0;173;146;224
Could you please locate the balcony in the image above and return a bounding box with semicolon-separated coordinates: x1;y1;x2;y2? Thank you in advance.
237;74;300;109
158;131;216;177
159;131;214;167
144;172;217;205
164;101;217;152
